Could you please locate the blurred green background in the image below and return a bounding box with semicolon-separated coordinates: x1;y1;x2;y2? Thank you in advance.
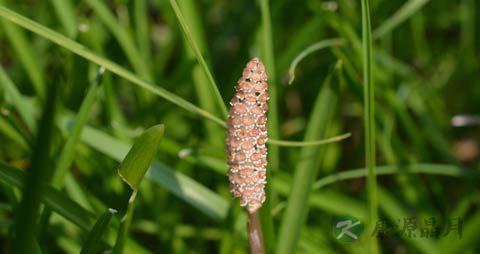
0;0;479;253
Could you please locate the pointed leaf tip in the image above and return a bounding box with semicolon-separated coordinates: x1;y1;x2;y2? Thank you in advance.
118;124;165;190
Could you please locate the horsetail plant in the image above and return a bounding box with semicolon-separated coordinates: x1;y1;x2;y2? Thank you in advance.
226;58;269;254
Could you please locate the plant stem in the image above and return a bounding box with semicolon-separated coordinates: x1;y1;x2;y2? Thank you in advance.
361;0;378;253
247;211;265;254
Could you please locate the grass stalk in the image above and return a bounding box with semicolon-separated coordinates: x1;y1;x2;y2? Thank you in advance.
361;0;378;253
11;83;57;254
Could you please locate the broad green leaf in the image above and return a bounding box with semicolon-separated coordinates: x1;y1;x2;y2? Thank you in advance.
78;125;229;221
118;124;164;190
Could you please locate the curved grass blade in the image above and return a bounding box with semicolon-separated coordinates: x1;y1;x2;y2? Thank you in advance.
288;38;345;84
268;132;351;147
312;164;468;190
0;6;226;127
373;0;431;39
361;0;378;253
168;0;228;118
80;208;117;254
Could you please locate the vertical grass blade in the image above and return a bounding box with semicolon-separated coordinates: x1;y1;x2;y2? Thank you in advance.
168;0;228;118
51;68;104;187
11;83;57;253
49;0;77;38
361;0;378;253
257;0;278;250
80;208;117;254
276;62;341;254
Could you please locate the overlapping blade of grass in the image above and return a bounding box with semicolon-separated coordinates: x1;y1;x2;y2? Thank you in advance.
0;114;30;150
0;162;152;254
276;62;341;254
373;0;431;39
11;83;56;253
0;6;45;99
0;66;36;132
84;0;152;81
0;6;226;127
80;208;117;254
361;0;378;253
133;0;150;61
288;38;345;84
0;7;356;149
168;0;228;118
77;125;229;221
48;0;77;38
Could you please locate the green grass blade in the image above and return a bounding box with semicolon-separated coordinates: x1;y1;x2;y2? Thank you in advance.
0;66;36;131
0;163;95;230
0;6;226;127
268;132;351;147
49;0;77;38
361;1;378;253
77;125;229;221
168;0;228;118
80;208;117;254
0;10;45;98
84;0;152;81
0;114;30;150
276;62;341;254
373;0;431;39
174;0;225;146
118;124;165;190
312;164;468;190
11;84;56;253
0;162;152;254
257;0;278;250
133;0;150;60
112;195;136;254
288;38;345;84
52;68;104;188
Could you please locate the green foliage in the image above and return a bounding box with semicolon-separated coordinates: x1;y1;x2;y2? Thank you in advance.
0;1;478;253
